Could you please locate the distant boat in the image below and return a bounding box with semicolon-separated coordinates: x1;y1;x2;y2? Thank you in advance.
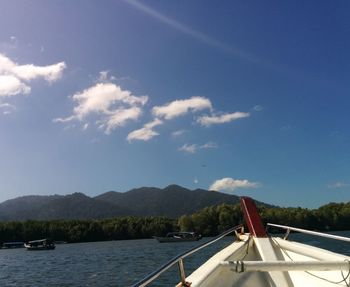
24;239;55;250
1;242;24;249
154;232;201;243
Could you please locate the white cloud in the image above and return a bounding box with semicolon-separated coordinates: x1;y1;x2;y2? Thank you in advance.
328;182;349;189
127;127;158;142
104;107;142;134
0;54;16;73
127;118;163;142
197;111;250;127
72;83;147;121
178;141;218;153
0;75;31;97
152;96;212;120
209;177;259;192
55;82;147;121
54;81;148;134
13;62;66;82
0;53;66;99
194;178;199;184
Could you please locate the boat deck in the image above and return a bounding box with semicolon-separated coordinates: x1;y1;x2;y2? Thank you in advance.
186;234;350;287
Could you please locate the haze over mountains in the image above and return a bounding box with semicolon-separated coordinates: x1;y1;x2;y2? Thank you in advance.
0;185;269;221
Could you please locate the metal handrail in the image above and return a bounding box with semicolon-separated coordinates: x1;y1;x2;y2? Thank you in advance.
267;223;350;243
131;224;243;287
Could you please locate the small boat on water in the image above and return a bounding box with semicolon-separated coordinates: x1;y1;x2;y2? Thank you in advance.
154;232;202;243
24;239;55;251
133;197;350;287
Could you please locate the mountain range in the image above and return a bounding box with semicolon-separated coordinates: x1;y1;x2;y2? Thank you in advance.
0;185;270;221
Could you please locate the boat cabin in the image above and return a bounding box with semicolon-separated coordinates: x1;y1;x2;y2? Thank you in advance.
25;239;55;250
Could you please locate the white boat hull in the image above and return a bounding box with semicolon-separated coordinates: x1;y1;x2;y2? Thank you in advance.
186;234;350;287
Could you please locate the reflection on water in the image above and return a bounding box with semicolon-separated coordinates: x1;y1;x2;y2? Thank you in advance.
1;231;350;287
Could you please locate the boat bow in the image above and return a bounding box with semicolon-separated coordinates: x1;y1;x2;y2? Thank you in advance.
133;197;350;287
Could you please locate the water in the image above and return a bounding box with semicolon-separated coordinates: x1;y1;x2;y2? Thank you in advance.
1;231;350;287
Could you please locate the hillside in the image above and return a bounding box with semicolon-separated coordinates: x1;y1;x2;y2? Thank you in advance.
0;185;270;221
94;185;244;217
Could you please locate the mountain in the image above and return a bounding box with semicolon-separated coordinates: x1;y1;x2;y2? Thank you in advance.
0;195;63;221
94;185;245;217
32;193;134;220
0;193;134;221
0;185;270;221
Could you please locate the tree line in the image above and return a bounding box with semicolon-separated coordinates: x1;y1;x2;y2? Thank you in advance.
0;217;175;243
1;201;350;243
179;202;350;236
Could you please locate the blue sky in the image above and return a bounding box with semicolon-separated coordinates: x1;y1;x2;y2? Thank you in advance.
0;0;349;208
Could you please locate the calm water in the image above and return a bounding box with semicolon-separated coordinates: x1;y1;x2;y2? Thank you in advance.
1;231;350;287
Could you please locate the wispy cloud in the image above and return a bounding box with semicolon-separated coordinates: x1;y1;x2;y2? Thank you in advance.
54;79;148;134
178;143;197;153
253;105;263;111
0;53;65;98
171;129;188;137
0;36;18;51
328;182;349;189
124;0;263;65
103;107;142;134
209;177;259;192
127;118;163;142
197;112;250;127
178;141;218;153
98;70;110;82
201;142;218;149
0;103;16;114
152;96;212;120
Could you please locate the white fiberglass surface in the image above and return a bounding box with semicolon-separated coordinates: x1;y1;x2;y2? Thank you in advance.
186;236;350;287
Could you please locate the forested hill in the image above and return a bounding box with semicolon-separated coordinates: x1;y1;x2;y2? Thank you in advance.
94;184;266;217
0;185;271;221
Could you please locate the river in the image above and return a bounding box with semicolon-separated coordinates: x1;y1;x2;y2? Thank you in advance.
1;231;350;287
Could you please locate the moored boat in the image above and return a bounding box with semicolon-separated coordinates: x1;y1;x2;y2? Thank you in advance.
154;232;202;243
24;239;55;251
133;197;350;287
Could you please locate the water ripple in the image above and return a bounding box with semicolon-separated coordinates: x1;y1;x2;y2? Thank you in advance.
1;232;350;286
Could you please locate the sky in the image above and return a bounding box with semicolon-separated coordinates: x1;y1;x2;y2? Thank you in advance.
0;0;349;208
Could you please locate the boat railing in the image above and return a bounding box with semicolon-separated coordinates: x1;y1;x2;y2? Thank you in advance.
267;223;350;243
131;224;244;287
